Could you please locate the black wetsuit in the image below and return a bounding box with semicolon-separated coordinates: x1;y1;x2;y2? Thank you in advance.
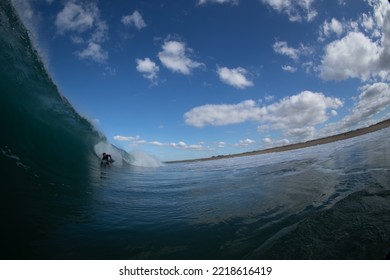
102;154;112;161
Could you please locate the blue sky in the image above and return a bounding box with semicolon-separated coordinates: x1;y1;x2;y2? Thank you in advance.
12;0;390;161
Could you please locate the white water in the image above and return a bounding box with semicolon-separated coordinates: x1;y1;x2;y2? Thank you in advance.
94;141;163;167
130;150;164;167
94;141;123;167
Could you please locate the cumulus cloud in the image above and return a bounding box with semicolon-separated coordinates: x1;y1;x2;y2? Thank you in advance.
55;1;108;63
55;2;96;34
121;11;147;30
217;66;253;89
322;82;390;134
361;13;375;33
320;18;344;39
136;58;159;84
319;32;381;81
184;100;263;128
184;91;343;143
260;91;343;131
76;42;108;62
91;20;108;43
261;0;317;22
273;41;312;62
158;40;203;75
353;82;390;121
273;41;300;60
319;1;390;81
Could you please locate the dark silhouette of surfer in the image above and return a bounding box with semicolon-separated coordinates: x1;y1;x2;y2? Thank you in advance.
102;153;112;161
101;153;114;166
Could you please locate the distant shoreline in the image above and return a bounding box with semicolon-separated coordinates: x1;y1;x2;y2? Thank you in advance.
166;118;390;164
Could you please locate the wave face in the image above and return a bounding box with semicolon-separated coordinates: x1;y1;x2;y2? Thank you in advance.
0;0;108;257
0;0;162;258
0;1;108;179
1;0;390;260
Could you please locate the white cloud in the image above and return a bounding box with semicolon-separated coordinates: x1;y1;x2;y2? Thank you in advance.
319;32;381;81
260;91;343;132
273;41;299;60
121;11;147;30
355;82;390;119
91;20;108;43
150;141;165;146
216;141;226;148
379;9;390;71
55;2;96;34
197;0;238;5
361;13;375;33
261;0;317;22
184;91;343;143
262;137;272;145
322;82;390;135
318;1;390;82
76;42;108;62
114;135;141;142
169;141;187;149
136;58;159;83
263;137;290;147
263;95;275;103
184;100;263;128
150;140;206;150
234;138;255;147
217;66;253;89
171;142;205;150
320;18;344;39
282;65;297;72
273;41;312;62
114;135;146;146
116;137;210;151
158;40;203;75
55;1;108;63
370;0;390;28
283;126;316;141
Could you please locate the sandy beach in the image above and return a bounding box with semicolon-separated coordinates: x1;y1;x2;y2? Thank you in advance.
167;118;390;163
